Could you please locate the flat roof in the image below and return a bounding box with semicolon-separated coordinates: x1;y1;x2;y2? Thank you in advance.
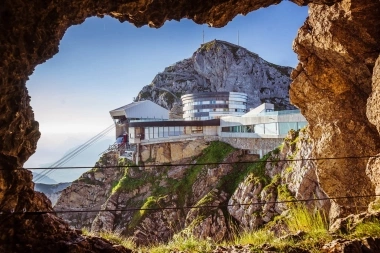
129;119;220;127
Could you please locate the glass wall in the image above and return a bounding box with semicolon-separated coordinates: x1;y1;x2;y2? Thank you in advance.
279;122;298;135
254;124;265;134
221;122;307;135
265;123;277;135
146;126;187;139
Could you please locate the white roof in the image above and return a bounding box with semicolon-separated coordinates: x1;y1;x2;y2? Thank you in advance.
110;100;169;119
242;103;274;117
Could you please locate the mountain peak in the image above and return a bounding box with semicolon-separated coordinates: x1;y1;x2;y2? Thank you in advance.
135;40;295;111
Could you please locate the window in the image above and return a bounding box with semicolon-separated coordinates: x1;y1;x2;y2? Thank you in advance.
179;126;185;135
279;122;297;135
221;127;230;132
169;126;175;136
191;126;203;133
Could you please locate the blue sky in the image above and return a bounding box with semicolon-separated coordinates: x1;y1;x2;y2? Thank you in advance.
25;2;308;181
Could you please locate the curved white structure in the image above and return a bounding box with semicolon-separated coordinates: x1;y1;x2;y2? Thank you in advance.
181;92;247;120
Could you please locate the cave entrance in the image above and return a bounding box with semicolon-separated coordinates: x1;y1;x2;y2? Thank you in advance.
25;2;307;183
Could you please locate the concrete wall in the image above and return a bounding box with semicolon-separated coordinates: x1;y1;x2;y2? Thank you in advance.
214;137;283;157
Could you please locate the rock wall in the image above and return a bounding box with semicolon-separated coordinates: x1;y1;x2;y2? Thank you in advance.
56;132;331;245
54;152;125;229
290;0;380;218
57;141;263;245
140;140;209;164
229;127;331;230
366;57;380;208
1;0;380;250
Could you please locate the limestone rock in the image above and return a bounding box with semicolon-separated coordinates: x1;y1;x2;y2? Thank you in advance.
135;40;295;111
366;56;380;208
140;140;208;164
57;141;262;245
228;127;330;230
54;152;125;229
290;0;380;218
322;238;380;253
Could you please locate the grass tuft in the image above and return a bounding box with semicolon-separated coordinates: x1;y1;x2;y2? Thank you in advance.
234;229;275;247
82;228;136;250
350;219;380;238
285;204;328;237
147;230;214;253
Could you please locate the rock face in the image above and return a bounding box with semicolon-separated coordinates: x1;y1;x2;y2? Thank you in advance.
58;141;252;245
56;130;329;245
1;0;380;250
54;152;125;229
135;40;295;110
290;0;380;218
228;128;330;230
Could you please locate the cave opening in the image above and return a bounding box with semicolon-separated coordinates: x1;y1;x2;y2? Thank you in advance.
2;0;380;251
25;2;307;183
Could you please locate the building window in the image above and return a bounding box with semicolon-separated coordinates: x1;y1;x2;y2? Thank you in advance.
159;127;164;138
191;126;203;134
221;127;229;132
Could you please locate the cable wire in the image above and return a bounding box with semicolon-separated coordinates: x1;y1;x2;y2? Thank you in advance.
23;154;380;171
33;124;115;182
3;193;379;215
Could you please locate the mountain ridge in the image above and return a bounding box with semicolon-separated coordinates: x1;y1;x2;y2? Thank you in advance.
135;40;295;111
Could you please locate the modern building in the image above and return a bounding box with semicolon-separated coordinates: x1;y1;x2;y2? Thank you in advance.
107;94;307;163
181;92;248;120
109;100;169;138
219;103;307;138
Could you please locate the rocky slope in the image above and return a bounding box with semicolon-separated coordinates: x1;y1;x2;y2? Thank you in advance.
135;40;295;110
55;152;125;229
55;128;331;246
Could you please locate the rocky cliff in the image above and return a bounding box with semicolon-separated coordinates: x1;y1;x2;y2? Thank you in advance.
135;40;295;110
56;128;329;246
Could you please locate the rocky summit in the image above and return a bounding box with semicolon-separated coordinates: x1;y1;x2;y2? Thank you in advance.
135;40;295;110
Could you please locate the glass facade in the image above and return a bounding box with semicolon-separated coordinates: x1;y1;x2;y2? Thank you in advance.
143;126;186;139
221;122;307;135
